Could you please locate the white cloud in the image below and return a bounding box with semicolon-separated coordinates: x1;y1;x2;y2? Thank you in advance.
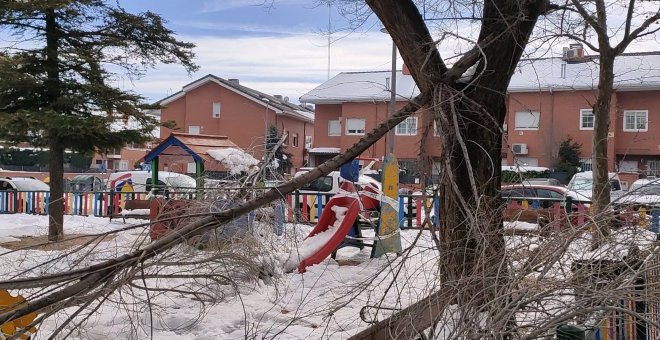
122;31;398;104
201;0;310;13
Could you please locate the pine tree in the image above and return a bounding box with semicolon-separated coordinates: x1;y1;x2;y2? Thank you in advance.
265;125;293;176
0;0;197;241
556;136;582;181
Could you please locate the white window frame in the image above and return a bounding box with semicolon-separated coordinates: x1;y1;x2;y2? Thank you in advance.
305;135;312;148
623;110;648;132
433;120;441;137
396;117;418;136
328;119;340;136
292;132;299;147
212;102;221;118
580;157;593;172
580;109;594;130
188;125;201;135
514;111;540;131
345;118;365;135
118;160;129;171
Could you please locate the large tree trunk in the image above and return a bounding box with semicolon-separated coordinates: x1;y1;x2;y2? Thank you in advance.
48;140;65;241
591;49;615;248
351;0;550;338
45;7;64;241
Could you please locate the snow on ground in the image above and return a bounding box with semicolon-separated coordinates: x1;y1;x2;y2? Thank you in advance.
1;213;657;339
0;214;440;339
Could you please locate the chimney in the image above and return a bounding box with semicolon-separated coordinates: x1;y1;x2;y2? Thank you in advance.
402;63;411;75
228;78;239;85
274;94;283;100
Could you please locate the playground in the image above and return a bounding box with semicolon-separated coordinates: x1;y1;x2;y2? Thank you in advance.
3;155;660;338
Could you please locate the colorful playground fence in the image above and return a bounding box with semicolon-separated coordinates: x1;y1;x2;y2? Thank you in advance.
0;190;195;217
2;189;659;231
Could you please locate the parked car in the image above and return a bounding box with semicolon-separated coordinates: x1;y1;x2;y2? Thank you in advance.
107;171;196;194
567;171;625;200
69;174;104;192
501;184;591;226
615;178;660;209
0;177;49;191
522;178;562;186
293;168;381;218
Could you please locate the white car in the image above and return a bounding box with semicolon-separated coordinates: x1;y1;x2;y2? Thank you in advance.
616;178;660;208
0;177;49;191
567;171;625;200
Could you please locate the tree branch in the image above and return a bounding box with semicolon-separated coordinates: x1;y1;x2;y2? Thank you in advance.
570;0;607;39
615;9;660;54
366;0;447;94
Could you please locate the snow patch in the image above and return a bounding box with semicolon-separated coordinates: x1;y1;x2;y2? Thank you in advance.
207;148;258;175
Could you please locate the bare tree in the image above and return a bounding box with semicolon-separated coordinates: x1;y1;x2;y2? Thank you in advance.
544;1;660;248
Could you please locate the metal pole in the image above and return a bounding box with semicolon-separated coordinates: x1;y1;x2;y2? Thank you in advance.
263;98;270;167
385;34;397;154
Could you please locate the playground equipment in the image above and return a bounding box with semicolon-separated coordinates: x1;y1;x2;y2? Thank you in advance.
285;155;403;273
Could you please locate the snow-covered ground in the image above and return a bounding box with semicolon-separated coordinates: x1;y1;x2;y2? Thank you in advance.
1;214;656;339
0;214;440;339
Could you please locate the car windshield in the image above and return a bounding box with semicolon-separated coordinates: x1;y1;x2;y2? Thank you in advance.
12;180;49;191
636;184;660;196
301;176;333;192
570;178;593;190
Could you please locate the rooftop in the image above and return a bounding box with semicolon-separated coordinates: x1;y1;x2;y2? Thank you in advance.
157;75;314;123
300;52;660;104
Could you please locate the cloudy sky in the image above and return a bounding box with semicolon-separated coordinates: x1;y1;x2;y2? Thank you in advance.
118;0;396;104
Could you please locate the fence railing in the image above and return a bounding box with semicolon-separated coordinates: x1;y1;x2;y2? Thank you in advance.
0;190;196;217
2;190;658;230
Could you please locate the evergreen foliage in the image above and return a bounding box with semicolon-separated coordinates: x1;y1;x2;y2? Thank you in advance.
555;136;582;180
265;125;293;175
0;0;197;239
0;148;91;171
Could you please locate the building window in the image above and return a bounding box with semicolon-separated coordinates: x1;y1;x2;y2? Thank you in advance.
119;160;129;171
283;129;289;145
346;118;365;135
305;135;312;148
292;133;299;147
648;160;660;177
580;109;594;130
580;157;593;172
212;102;221;118
514;111;540;130
188;125;200;135
623;110;648;132
328;119;340;136
433;120;441;136
396;117;418;136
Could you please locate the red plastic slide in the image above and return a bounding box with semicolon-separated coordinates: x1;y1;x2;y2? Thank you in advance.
295;196;361;273
286;182;381;273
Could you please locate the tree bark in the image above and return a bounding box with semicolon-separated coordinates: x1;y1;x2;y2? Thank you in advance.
48;140;65;241
351;0;549;337
45;7;64;241
591;48;615;248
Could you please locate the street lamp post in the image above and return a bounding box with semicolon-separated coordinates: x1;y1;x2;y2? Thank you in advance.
262;98;270;157
381;28;396;155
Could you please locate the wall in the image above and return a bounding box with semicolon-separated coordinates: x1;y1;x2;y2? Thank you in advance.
159;81;311;170
506;90;617;170
312;101;441;163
